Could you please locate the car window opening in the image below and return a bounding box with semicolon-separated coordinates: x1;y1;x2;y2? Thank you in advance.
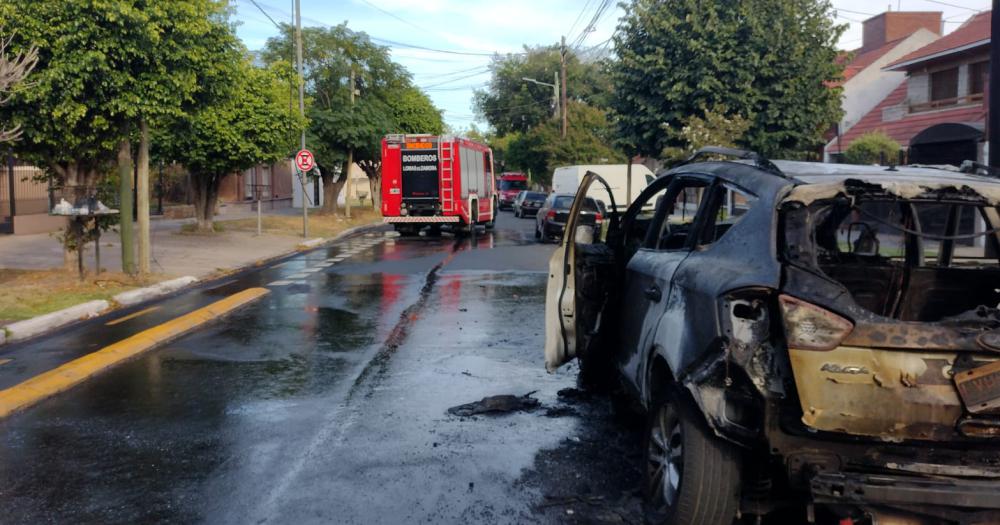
799;197;1000;323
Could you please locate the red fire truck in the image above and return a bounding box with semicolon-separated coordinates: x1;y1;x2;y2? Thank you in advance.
381;134;496;236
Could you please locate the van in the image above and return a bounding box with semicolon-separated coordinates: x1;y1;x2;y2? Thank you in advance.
551;164;655;212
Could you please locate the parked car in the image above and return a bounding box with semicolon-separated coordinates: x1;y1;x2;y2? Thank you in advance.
535;193;603;242
513;191;546;218
544;152;1000;525
552;164;655;212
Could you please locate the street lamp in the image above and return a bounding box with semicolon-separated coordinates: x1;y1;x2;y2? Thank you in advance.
521;73;560;120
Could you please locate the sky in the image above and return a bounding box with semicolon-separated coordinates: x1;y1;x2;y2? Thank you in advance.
233;0;993;132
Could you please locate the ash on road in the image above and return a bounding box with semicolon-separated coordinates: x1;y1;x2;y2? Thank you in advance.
0;214;644;524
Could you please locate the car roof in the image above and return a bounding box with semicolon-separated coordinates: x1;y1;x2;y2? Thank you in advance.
771;160;1000;187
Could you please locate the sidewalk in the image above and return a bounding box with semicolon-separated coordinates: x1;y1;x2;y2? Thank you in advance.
0;210;307;279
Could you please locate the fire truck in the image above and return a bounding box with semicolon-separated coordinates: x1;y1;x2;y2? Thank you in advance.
381;134;496;236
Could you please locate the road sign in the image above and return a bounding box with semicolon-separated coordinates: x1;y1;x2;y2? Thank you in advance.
295;149;315;172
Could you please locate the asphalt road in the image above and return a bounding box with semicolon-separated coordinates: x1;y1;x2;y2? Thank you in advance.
0;212;645;524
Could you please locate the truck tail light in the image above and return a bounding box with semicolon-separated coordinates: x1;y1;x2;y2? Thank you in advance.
778;295;853;351
547;210;556;219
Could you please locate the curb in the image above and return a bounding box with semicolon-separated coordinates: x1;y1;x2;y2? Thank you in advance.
0;221;387;347
113;276;198;307
0;288;270;419
4;300;110;344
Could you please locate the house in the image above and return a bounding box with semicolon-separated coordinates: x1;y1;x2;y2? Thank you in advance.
0;159;62;235
832;11;991;166
217;159;296;215
824;11;942;160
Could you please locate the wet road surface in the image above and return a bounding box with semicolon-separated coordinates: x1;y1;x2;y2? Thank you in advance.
0;213;647;524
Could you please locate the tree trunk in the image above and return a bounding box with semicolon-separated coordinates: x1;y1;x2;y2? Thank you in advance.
368;175;379;208
191;173;220;232
320;168;345;215
137;120;150;274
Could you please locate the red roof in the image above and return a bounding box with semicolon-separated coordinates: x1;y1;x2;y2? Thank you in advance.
841;38;907;82
886;11;990;70
829;82;986;152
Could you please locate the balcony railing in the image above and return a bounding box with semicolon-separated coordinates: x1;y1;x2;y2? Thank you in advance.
909;92;984;113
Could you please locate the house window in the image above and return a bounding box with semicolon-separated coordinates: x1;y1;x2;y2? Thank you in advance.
930;67;959;102
969;61;989;96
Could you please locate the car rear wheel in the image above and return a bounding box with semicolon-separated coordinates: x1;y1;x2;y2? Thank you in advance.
644;390;741;525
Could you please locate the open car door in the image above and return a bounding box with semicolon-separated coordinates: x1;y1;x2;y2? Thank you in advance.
544;172;618;371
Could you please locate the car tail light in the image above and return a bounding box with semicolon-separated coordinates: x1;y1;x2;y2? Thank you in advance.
778;295;853;351
594;212;603;223
547;210;556;219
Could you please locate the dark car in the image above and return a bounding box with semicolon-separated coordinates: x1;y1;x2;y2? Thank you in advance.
513;191;546;218
544;150;1000;525
535;193;603;242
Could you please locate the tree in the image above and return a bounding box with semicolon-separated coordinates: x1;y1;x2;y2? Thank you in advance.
0;29;37;143
1;0;232;269
661;105;752;163
843;131;901;165
474;45;610;135
610;0;845;159
506;101;624;187
263;24;441;214
157;60;302;231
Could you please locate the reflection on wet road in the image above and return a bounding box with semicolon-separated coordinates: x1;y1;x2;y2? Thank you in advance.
0;214;624;524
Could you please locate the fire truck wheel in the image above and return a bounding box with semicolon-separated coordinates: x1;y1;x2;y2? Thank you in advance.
427;226;442;237
394;226;418;237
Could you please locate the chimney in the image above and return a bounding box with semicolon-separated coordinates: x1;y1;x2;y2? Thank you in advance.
861;11;942;51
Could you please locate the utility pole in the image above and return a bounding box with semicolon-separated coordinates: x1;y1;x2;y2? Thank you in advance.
137;121;150;274
560;36;568;139
295;0;309;237
990;0;1000;167
346;65;355;219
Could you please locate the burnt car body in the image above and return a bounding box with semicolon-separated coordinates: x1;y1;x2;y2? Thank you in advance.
535;194;604;242
514;190;546;218
544;151;1000;524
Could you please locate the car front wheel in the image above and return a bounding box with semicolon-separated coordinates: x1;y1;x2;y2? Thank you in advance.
644;391;741;525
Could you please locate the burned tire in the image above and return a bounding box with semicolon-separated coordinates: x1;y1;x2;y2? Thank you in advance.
643;390;741;525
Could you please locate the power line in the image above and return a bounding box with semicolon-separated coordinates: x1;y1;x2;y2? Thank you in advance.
566;0;595;39
356;0;438;35
918;0;983;12
832;7;876;17
244;0;284;30
419;70;491;89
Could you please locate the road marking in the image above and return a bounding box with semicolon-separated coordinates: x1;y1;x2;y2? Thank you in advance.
0;359;11;366
302;268;322;273
287;273;309;279
105;306;161;326
316;262;333;268
0;288;270;419
268;280;293;286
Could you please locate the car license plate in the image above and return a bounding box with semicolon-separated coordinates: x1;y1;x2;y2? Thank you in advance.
956;360;1000;414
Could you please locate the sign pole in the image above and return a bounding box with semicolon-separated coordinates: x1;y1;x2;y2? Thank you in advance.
295;0;308;238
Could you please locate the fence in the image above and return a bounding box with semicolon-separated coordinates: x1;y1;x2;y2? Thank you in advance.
0;157;54;234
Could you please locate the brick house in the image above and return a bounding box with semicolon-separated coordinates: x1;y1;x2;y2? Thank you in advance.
824;11;942;160
831;11;991;166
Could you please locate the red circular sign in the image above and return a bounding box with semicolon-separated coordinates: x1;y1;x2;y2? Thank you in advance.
295;149;315;172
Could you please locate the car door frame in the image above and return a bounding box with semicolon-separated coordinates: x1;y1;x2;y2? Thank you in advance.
615;173;719;401
543;172;620;371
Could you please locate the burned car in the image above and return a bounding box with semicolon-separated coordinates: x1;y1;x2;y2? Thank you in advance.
544;148;1000;525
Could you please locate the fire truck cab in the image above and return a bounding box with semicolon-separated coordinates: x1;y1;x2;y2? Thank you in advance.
381;134;496;236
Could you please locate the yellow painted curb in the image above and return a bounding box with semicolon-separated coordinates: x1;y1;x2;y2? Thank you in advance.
0;287;270;419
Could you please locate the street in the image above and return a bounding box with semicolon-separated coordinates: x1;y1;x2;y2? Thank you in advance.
0;213;644;524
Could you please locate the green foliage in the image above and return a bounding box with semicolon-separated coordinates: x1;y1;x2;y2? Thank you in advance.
843;131;901;165
661;105;752;163
610;0;845;158
2;0;228;174
474;46;610;135
506;101;623;187
262;23;442;174
157;60;301;178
